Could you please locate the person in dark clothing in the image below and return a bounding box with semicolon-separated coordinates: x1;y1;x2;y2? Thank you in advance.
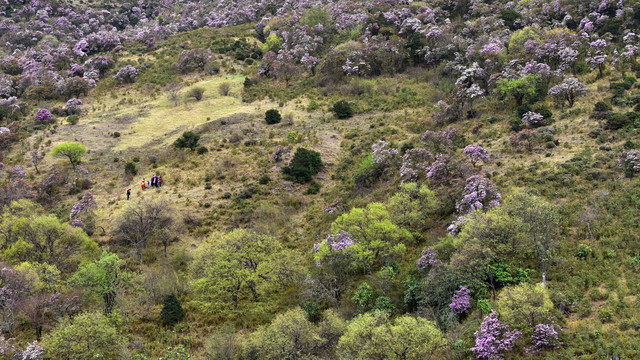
159;176;163;187
126;189;131;200
151;175;156;187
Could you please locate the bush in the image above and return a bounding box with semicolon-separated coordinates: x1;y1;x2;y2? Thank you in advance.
258;174;271;184
197;146;208;154
594;101;613;112
605;112;631;130
304;180;321;195
265;109;282;125
161;294;185;327
301;301;322;322
186;87;205;101
174;131;200;150
125;162;138;176
283;147;322;183
219;82;231;96
332;100;353;119
66;115;79;125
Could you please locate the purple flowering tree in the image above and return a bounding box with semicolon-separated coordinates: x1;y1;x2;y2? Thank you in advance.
618;150;640;178
34;109;53;124
400;149;434;183
113;65;139;83
526;323;560;354
456;176;502;214
417;247;440;271
548;77;588;108
471;310;522;360
521;112;545;127
70;192;98;234
463;145;489;167
65;98;83;115
449;286;471;316
372;140;399;167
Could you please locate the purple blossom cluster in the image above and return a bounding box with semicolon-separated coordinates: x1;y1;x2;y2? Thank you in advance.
323;198;344;214
69;192;97;222
65;98;83;115
521;111;544;127
471;310;522;360
618;150;640;177
34;109;53;124
416;247;440;271
371;140;398;166
449;286;472;315
526;323;560;354
272;146;291;163
463;145;489;166
456;176;502;214
113;65;139;83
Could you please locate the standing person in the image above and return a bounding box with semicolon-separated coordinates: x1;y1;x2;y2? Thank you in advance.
159;176;163;187
126;189;131;200
141;178;146;189
151;175;156;188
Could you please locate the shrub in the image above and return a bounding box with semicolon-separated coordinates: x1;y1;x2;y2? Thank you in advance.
301;301;322;322
186;87;205;101
258;174;271;184
113;65;139;83
605;112;631;130
283;147;322;183
332;100;353;119
35;109;53;124
594;101;613;112
66;115;79;125
197;146;208;154
304;180;321;195
219;82;231;96
161;294;185;327
265;109;282;125
124;162;138;176
174;131;200;150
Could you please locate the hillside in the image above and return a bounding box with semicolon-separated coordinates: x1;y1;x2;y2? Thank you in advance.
1;0;640;359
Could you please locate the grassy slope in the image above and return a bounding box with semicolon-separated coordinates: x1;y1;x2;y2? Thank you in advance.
5;24;640;356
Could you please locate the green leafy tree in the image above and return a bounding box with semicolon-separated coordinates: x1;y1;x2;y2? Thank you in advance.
388;182;437;232
451;208;528;298
191;229;304;312
282;148;322;183
0;202;98;272
161;294;185;327
243;308;321;360
352;282;374;312
174;131;200;150
332;100;354;119
503;191;560;285
326;202;410;272
43;311;124;360
337;311;445;360
496;283;553;333
265;109;282;125
495;74;540;106
69;251;131;314
51;142;86;171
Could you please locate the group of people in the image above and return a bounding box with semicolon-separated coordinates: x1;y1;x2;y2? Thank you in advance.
142;175;163;189
126;175;164;200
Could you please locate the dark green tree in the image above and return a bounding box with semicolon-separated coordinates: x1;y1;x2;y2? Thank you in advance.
161;294;185;326
174;131;200;150
332;100;353;119
282;148;322;183
265;109;282;124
